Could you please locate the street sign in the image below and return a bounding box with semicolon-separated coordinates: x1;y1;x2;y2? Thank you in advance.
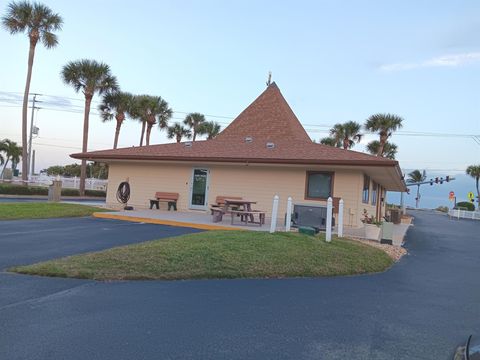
467;192;475;201
449;191;455;201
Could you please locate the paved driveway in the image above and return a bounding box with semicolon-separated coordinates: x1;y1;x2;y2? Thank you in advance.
0;211;479;360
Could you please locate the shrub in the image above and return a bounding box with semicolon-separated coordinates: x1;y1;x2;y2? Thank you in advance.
0;184;48;195
454;201;475;211
85;190;106;197
0;183;106;198
435;206;449;213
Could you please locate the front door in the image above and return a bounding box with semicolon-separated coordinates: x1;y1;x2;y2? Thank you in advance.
189;168;209;210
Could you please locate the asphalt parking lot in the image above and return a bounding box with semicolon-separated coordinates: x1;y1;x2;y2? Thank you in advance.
0;211;479;360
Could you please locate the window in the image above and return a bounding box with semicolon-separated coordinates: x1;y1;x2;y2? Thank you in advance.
305;171;333;199
362;175;370;204
371;181;378;205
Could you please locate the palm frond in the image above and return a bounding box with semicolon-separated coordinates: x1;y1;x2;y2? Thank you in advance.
61;59;118;96
2;1;62;47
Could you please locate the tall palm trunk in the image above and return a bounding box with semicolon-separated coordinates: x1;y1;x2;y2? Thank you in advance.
21;37;37;183
1;158;10;178
377;133;388;156
139;121;146;146
192;129;197;142
113;120;121;149
113;113;124;149
476;177;479;208
415;185;420;208
176;134;181;143
80;94;93;196
145;121;154;146
343;138;349;150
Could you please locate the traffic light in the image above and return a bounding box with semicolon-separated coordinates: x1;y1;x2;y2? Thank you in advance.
430;179;433;185
435;177;439;184
440;177;444;184
446;176;450;182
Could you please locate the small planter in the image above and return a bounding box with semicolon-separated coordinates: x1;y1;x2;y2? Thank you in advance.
364;223;381;241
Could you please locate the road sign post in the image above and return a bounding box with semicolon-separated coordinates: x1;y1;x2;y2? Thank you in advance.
467;192;475;203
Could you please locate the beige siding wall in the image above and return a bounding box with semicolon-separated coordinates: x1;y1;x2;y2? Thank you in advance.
106;162;378;227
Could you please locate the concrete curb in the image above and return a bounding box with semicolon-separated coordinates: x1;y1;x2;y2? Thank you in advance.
92;212;243;231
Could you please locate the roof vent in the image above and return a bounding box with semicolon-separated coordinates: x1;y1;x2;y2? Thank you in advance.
184;141;192;147
266;142;275;149
245;136;253;143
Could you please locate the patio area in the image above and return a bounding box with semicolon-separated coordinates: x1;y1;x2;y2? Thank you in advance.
94;209;278;231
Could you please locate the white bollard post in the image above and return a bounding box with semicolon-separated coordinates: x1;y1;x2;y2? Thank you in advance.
326;197;333;242
338;199;344;237
285;197;292;232
270;195;279;233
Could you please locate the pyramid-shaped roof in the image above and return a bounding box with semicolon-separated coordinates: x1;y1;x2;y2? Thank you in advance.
216;82;311;143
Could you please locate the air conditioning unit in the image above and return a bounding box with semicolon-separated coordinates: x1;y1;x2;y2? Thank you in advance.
291;203;335;231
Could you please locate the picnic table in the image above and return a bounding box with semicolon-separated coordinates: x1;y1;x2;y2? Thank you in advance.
211;199;265;225
224;199;265;225
223;199;257;213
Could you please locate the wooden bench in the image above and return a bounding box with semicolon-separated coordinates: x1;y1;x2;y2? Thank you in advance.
230;210;265;226
150;192;179;211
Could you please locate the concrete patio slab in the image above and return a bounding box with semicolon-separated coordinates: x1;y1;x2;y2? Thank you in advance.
94;209;277;231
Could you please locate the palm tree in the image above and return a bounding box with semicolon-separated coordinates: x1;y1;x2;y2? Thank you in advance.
329;121;362;149
99;91;133;149
167;123;191;143
407;169;426;208
197;121;221;140
2;1;62;182
466;165;480;207
366;140;398;159
133;95;172;146
364;113;403;156
320;137;341;147
61;59;118;196
183;113;206;141
0;139;22;178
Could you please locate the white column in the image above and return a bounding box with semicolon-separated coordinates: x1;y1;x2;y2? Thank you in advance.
285;196;292;232
270;195;279;233
326;197;333;242
338;199;344;237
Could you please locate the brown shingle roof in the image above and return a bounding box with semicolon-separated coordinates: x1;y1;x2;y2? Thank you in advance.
216;82;311;142
71;83;398;167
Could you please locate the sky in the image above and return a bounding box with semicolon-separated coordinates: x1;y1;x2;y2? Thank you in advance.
0;0;479;208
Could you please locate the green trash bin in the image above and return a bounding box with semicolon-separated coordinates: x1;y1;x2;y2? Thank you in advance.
299;226;316;236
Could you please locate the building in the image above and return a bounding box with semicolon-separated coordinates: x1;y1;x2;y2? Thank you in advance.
72;83;405;228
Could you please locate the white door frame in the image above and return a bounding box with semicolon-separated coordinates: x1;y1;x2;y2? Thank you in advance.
188;167;210;210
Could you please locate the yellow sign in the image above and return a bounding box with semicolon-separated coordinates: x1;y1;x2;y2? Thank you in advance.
467;192;475;200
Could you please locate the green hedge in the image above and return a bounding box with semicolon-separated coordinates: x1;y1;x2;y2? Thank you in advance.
455;201;475;211
0;184;106;198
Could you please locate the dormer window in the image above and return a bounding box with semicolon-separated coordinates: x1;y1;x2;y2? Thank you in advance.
245;136;253;143
266;142;275;149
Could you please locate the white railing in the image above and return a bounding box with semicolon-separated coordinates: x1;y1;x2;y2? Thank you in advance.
2;175;108;191
448;209;480;221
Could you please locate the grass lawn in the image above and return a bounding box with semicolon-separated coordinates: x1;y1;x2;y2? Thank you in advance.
11;231;393;280
0;202;108;220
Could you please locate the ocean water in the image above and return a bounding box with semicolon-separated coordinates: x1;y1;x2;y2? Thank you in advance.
387;173;478;209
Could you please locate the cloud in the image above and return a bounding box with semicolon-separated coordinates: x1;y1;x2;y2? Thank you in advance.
379;52;480;71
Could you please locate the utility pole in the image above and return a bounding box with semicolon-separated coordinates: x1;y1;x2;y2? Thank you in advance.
31;149;36;176
27;94;42;178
